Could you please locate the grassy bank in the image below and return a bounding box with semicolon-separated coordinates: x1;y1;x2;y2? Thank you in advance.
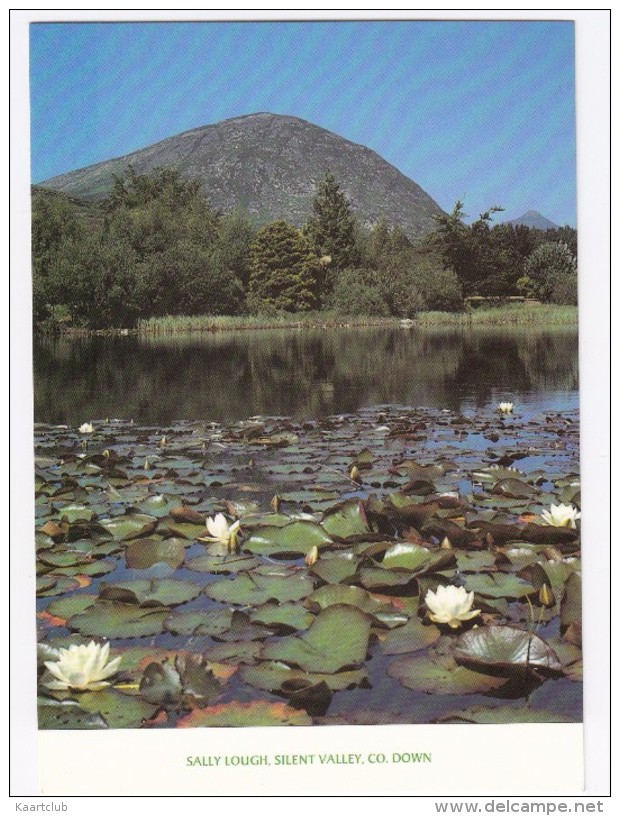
135;304;577;334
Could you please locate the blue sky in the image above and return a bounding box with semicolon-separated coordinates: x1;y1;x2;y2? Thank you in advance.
29;20;576;226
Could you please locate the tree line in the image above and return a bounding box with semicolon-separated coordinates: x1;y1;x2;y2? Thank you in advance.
32;166;578;329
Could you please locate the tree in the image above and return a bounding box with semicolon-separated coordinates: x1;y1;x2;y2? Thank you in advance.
523;241;577;303
247;221;321;313
304;172;360;293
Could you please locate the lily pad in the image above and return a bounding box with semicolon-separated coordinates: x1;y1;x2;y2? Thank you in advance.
99;514;158;541
261;605;371;674
239;661;367;693
455;625;563;673
45;594;97;620
177;700;311;727
561;572;581;631
250;603;315;632
463;573;535;599
381;617;441;655
38;699;107;730
125;538;186;569
436;705;573;724
68;601;169;638
305;584;391;617
99;578;201;607
381;543;434;571
310;552;359;584
164;608;234;637
185;552;260;574
321;499;371;540
204;569;315;606
388;654;507;695
36;574;81;597
242;520;332;558
76;689;158;728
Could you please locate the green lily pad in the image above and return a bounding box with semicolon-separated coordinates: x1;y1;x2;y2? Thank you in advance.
242;520;333;558
388;654;507;695
68;601;169;638
45;594;97;619
212;610;272;642
310;552;360;584
58;504;97;523
454;625;563;673
250;603;315;632
163;608;234;637
36;574;81;597
436;705;573;724
76;689;158;728
53;559;118;578
38;699;107;730
239;661;367;693
160;521;206;540
177;700;311;727
356;566;417;592
463;573;535;599
99;578;201;607
204;569;315;606
561;572;581;631
186;552;260;574
381;617;441;655
203;640;263;665
305;584;390;617
381;543;434;571
261;605;371;674
125;538;186;569
38;550;95;569
491;478;538;499
99;514;158;541
321;499;371;540
136;494;182;518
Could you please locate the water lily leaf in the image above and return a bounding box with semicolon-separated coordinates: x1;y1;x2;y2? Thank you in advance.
239;661;366;693
561;572;581;631
136;494;182;518
177;700;311;727
454;625;563;673
421;519;478;548
54;559;118;578
472;466;526;483
38;550;94;569
310;552;359;584
45;594;97;620
250;603;315;632
321;500;371;540
38;699;107;730
381;618;441;655
164;608;233;637
169;504;205;525
161;521;206;540
175;653;222;708
242;520;333;558
76;689;158;728
58;504;97;523
456;551;497;572
463;573;535;599
520;523;578;546
305;584;391;617
99;578;201;607
99;514;158;541
203;640;263;665
261;605;371;673
357;566;417;592
204;569;314;606
125;538;186;569
213;610;272;642
36;574;81;597
381;543;434;571
491;479;538;499
185;552;260;574
139;660;183;706
68;601;169;638
388;654;507;695
436;705;573;724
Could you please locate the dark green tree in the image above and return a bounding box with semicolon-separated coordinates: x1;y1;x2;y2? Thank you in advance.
247;221;320;313
304;172;360;292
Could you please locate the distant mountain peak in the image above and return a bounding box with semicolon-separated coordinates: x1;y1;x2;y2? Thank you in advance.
38;112;444;238
507;210;558;229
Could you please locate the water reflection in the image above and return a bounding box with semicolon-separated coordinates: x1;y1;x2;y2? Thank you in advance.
33;325;579;425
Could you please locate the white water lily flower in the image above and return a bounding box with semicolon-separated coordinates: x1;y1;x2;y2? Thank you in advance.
43;641;121;691
497;402;514;414
202;513;241;547
79;422;94;434
540;503;580;528
425;585;481;629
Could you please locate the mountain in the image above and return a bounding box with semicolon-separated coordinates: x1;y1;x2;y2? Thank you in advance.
38;113;444;238
507;210;559;230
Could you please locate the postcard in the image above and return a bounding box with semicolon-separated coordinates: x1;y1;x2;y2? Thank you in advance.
10;9;611;801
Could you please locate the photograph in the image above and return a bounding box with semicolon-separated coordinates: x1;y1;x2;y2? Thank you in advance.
11;9;611;799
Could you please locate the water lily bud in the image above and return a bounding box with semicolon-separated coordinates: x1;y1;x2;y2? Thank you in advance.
159;435;167;447
349;465;361;482
440;536;452;550
271;495;280;512
539;583;555;607
304;545;319;566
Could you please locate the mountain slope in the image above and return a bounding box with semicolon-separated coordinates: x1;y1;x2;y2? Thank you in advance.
39;113;444;238
507;210;558;230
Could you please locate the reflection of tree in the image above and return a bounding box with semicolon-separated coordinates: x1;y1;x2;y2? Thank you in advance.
33;326;579;425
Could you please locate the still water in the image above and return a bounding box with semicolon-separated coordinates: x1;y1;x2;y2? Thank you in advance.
33;324;579;426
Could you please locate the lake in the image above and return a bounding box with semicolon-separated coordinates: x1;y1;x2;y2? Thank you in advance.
33;324;579;426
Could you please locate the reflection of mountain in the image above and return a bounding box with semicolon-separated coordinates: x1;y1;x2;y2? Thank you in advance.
33;326;579;425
